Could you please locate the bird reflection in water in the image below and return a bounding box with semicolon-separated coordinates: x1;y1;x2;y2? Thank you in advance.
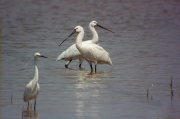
22;106;38;119
57;65;112;77
74;71;111;118
77;71;112;81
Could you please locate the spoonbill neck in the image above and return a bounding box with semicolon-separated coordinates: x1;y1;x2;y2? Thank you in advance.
33;57;39;82
76;30;84;49
89;25;98;43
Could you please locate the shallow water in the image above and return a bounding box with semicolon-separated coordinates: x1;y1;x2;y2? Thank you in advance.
1;0;180;119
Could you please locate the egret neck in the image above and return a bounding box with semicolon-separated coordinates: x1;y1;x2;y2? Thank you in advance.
33;57;39;83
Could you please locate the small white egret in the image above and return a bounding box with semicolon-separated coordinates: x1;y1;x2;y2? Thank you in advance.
23;52;47;110
59;26;112;73
56;21;114;68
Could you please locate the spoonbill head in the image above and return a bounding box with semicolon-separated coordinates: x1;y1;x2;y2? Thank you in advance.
59;22;114;46
59;26;82;46
91;21;114;34
23;52;47;110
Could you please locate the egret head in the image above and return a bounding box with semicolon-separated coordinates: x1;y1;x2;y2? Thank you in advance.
34;52;47;58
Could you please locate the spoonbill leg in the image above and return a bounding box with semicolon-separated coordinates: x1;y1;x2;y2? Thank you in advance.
34;100;36;110
65;59;72;68
79;59;84;68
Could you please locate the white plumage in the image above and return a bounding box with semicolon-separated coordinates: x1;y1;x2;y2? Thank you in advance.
23;80;40;102
56;21;114;68
60;26;112;73
23;52;47;110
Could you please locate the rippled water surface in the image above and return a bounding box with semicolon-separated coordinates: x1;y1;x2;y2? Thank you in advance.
1;0;180;119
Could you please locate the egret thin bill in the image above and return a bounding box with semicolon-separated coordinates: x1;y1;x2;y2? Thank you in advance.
40;55;48;58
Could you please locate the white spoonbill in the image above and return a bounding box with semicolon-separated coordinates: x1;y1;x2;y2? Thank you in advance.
56;21;114;68
59;26;112;73
23;52;47;110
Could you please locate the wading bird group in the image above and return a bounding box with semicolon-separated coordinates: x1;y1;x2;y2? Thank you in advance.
23;21;114;110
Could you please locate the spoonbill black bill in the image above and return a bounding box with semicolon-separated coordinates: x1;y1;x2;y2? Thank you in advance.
23;52;47;110
59;26;112;73
56;21;114;68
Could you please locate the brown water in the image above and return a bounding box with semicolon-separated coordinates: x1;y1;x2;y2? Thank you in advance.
1;0;180;119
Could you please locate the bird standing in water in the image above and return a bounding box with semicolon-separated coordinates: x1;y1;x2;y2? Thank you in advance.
56;21;114;68
23;52;47;110
59;26;112;73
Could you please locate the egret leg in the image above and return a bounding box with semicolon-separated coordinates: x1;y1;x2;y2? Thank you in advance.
34;100;36;110
90;64;93;72
65;59;72;68
27;101;29;110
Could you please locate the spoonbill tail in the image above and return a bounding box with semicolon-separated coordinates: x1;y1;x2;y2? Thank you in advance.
23;52;47;110
59;26;112;73
56;21;114;68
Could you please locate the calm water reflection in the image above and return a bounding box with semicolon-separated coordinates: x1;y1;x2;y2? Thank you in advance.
22;110;38;119
1;0;180;119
